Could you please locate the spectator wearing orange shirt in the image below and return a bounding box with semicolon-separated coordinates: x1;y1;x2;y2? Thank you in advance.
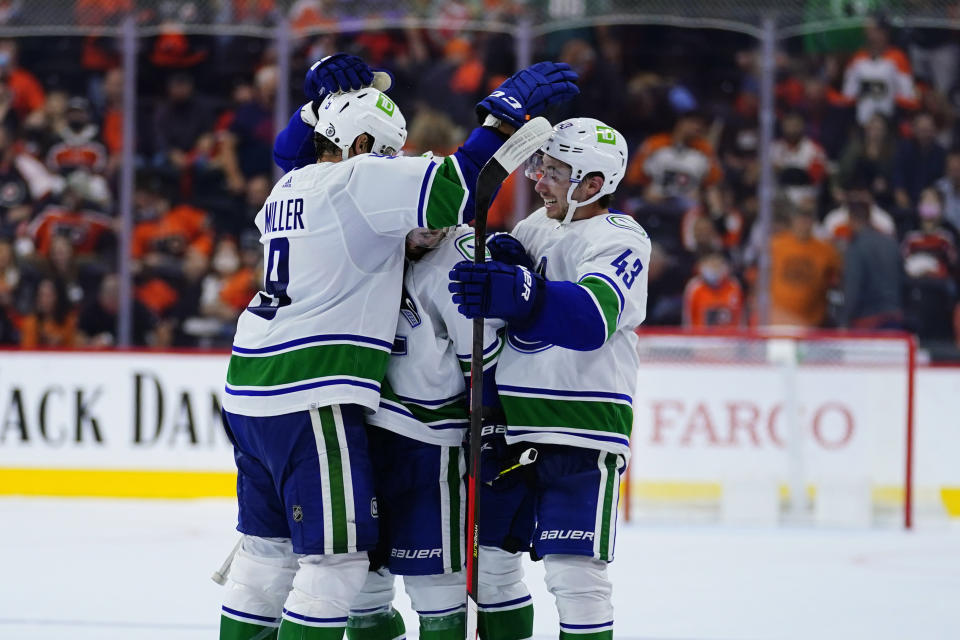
683;252;744;328
770;203;842;327
19;277;77;348
0;39;45;124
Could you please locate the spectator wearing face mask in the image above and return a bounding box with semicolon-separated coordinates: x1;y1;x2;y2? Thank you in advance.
902;188;960;344
682;251;744;328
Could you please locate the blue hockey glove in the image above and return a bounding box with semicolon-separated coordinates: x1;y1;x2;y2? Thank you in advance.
487;232;533;269
449;260;544;323
475;62;579;129
304;54;374;99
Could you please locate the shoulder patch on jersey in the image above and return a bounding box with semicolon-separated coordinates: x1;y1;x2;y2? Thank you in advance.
400;287;421;328
605;214;648;237
454;232;492;262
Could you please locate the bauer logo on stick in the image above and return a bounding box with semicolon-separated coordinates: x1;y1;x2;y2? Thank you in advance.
376;94;396;117
596;125;617;145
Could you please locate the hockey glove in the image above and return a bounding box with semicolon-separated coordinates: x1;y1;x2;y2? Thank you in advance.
475;62;579;129
487;232;534;269
304;53;373;99
449;260;544;323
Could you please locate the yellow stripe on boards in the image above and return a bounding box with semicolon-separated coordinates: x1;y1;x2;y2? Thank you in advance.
941;487;960;517
0;468;236;498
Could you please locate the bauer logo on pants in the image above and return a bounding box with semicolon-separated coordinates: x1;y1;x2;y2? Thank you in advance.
292;505;303;522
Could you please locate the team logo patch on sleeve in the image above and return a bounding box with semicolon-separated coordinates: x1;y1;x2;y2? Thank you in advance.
400;288;421;328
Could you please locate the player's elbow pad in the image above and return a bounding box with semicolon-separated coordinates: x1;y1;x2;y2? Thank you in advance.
511;281;607;351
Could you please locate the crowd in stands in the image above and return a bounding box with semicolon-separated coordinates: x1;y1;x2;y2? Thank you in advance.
0;6;959;360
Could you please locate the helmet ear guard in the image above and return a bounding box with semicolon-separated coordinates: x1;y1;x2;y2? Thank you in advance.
314;88;407;159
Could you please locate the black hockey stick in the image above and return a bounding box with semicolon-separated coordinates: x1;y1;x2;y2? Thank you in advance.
466;116;553;639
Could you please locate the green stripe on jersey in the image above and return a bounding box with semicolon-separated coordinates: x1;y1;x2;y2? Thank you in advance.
278;619;345;640
425;156;467;228
380;381;468;424
499;394;632;440
578;276;621;340
477;604;533;640
227;343;389;389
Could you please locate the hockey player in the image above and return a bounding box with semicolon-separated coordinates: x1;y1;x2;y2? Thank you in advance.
346;227;533;640
449;118;650;640
218;58;578;640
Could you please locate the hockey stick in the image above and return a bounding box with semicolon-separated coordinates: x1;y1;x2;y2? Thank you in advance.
211;536;242;585
466;116;553;639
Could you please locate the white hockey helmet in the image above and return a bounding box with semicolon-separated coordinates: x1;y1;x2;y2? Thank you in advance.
314;88;407;158
524;117;628;225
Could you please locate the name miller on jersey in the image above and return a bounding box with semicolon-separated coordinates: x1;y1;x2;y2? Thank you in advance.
263;197;306;233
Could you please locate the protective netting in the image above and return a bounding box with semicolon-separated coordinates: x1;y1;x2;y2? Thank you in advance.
0;1;959;37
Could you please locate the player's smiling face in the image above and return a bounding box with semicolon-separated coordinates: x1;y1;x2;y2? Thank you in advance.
534;154;575;220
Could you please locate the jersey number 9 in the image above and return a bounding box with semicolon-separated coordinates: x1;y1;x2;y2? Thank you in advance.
248;237;292;320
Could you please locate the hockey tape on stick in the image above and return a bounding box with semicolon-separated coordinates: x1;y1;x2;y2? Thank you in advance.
211;536;242;586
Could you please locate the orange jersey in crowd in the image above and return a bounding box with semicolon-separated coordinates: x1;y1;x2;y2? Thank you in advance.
28;206;114;257
769;231;842;327
682;276;744;328
219;267;258;312
626;134;722;198
19;312;78;348
132;204;213;259
2;68;45;119
842;47;918;125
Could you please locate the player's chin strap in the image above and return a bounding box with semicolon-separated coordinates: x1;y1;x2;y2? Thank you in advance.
559;181;605;226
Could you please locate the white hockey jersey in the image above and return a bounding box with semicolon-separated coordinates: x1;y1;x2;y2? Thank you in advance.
366;227;504;446
222;152;471;417
496;210;651;457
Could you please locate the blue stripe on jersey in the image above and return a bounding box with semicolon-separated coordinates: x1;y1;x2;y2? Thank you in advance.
417;162;437;228
497;384;632;404
559;621;614;630
225;378;381;397
507;428;629;447
477;595;533;610
232;333;393;355
282;608;349;624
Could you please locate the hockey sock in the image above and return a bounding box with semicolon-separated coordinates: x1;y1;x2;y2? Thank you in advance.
220;615;279;640
418;612;465;640
477;602;534;640
346;609;406;640
277;618;346;640
559;629;612;640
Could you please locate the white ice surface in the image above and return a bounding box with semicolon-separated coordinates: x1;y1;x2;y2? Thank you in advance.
0;497;958;639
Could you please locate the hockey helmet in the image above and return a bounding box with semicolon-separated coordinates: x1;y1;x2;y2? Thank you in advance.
524;117;628;225
314;88;407;158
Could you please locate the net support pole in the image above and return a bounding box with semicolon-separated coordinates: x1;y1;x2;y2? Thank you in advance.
273;17;292;183
511;16;534;230
117;15;137;347
755;15;777;326
905;334;917;529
